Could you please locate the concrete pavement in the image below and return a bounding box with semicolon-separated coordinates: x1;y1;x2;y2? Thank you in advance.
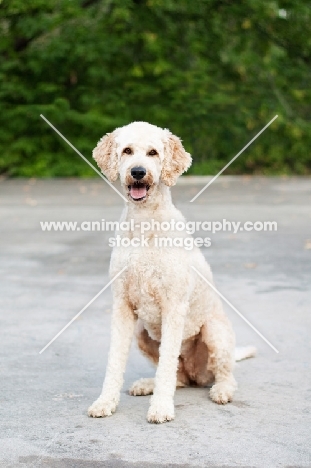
0;176;310;467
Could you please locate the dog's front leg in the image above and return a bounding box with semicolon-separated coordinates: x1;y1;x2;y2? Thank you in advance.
147;306;186;423
88;300;136;418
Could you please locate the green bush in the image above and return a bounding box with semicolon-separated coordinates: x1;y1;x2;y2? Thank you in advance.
0;0;310;177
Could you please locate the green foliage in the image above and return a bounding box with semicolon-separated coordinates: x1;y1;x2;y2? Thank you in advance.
0;0;310;177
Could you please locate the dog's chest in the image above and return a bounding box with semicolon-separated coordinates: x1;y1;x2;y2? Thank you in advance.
124;252;166;323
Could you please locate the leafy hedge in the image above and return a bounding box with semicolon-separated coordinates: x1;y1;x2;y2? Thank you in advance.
1;0;310;177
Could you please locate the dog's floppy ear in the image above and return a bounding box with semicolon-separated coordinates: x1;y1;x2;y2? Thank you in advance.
93;131;119;182
161;132;192;186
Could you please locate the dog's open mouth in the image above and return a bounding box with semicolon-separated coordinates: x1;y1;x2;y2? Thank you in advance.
128;182;150;201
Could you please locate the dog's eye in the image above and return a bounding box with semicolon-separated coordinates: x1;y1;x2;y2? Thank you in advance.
148;149;157;156
123;147;132;155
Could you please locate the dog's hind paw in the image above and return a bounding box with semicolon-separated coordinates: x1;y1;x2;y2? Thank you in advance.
129;378;155;396
88;397;117;418
209;382;236;405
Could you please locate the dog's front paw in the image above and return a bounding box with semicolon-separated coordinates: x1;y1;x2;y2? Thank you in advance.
147;399;175;424
88;397;117;418
209;382;236;405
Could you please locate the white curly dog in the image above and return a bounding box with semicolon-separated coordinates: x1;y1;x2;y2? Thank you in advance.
88;121;256;423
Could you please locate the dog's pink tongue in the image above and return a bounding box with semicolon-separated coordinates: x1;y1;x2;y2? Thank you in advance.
131;185;147;199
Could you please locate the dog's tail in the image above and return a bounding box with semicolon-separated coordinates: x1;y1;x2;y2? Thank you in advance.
235;346;257;362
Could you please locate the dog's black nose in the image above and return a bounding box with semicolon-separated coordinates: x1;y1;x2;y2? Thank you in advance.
131;166;146;180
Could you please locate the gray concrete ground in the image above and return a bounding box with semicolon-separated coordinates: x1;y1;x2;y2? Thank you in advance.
0;176;310;468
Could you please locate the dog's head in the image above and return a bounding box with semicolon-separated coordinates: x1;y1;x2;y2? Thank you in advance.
93;121;192;203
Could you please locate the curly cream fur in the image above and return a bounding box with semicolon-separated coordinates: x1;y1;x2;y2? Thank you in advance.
93;131;119;182
161;133;192;186
88;121;255;424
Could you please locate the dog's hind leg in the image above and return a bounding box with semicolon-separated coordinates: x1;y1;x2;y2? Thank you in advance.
135;320;160;366
201;297;237;404
130;374;188;396
129;377;155;396
129;320;159;396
